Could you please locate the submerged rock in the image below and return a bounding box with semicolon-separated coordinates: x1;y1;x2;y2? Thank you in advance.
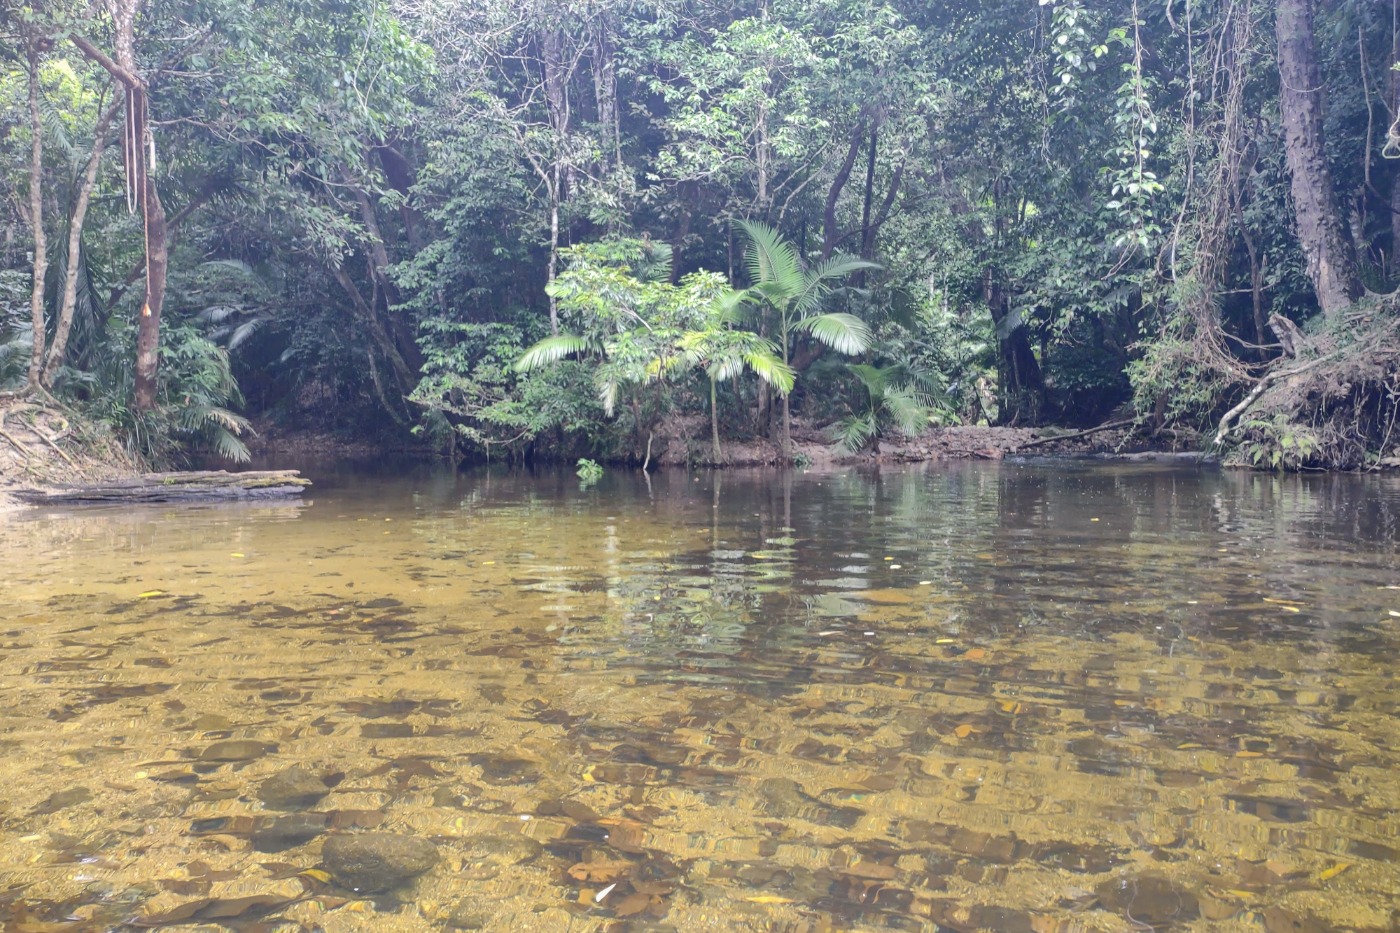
199;740;275;762
1095;873;1199;927
322;832;439;893
447;900;490;929
253;813;329;852
258;764;331;809
34;786;91;814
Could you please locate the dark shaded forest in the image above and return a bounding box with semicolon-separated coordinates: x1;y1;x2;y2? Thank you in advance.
2;0;1397;470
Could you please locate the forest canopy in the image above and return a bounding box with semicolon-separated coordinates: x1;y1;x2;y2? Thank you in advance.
1;0;1396;469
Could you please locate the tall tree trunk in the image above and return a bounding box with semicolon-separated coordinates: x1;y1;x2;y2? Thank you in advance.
1275;0;1364;316
72;16;170;411
710;376;721;463
25;43;46;392
44;96;121;386
351;181;422;373
133;148;167;411
1389;4;1400;279
986;275;1044;426
590;15;623;221
329;261;414;399
780;317;791;458
548;164;561;335
821;121;865;260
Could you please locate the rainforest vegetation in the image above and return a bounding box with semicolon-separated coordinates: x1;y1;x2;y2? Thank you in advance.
1;0;1397;470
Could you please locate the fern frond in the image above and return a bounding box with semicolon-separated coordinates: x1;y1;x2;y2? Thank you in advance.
515;334;594;371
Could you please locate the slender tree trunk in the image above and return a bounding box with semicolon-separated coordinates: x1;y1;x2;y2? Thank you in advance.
590;16;623;219
822;121;865;260
780;317;791;458
986;274;1044;425
1390;6;1400;279
44;96;121;386
853;123;886;288
548;164;561;335
26;45;46;391
73;17;170;411
755;96;771;217
104;187;212;313
133;152;167;411
1275;0;1364;315
859;124;878;255
329;261;414;394
351;181;422;372
710;376;721;462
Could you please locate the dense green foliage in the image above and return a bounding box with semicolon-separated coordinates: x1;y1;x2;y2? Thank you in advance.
1;0;1396;467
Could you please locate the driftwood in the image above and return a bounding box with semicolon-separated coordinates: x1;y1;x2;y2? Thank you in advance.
11;470;310;504
1016;419;1135;450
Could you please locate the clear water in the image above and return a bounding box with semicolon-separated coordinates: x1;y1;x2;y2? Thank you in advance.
1;462;1398;932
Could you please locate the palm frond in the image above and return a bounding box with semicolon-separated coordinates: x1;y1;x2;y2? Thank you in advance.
846;362;889;397
37;93;77;163
596;370;621;417
209;426;252;463
744;351;795;395
789;255;878;315
711;288;754;325
200;406;254;434
227;318;265;352
882;384;932;437
738;220;802;294
810;254;882;282
832;413;878;453
796;313;872;355
515;333;594;372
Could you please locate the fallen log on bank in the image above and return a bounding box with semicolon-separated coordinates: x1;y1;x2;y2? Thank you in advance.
11;470;310;504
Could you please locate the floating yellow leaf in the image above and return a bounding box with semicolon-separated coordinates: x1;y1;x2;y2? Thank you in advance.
965;648;985;660
935;638;957;645
1177;742;1204;750
230;552;245;558
745;895;795;904
954;724;976;739
998;700;1024;714
1317;862;1351;882
137;590;165;598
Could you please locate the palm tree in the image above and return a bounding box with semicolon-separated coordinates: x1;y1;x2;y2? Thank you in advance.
671;290;794;462
832;362;940;454
737;220;877;457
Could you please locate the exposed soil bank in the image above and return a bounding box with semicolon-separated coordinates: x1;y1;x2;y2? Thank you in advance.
0;400;141;509
642;417;1204;468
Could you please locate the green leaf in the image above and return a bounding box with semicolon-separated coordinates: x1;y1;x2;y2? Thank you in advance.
515;334;594;372
795;313;871;355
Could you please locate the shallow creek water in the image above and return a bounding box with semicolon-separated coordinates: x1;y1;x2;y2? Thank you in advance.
1;462;1399;932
